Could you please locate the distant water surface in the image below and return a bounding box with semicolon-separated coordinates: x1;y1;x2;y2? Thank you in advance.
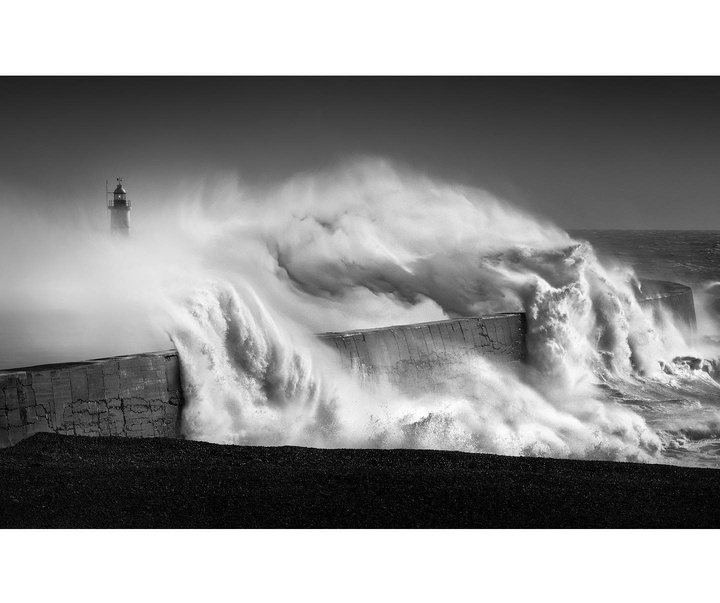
570;230;720;287
573;230;720;468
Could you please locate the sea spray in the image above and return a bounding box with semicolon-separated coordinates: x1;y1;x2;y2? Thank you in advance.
0;159;713;463
168;281;343;447
167;279;662;460
158;160;672;460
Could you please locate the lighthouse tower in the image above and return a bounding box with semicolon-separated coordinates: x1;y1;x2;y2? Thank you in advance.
107;178;131;236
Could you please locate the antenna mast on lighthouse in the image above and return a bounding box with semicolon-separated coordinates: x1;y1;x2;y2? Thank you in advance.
107;177;132;236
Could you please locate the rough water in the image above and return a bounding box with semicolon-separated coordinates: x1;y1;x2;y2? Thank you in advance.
2;160;720;467
570;231;720;468
158;162;720;468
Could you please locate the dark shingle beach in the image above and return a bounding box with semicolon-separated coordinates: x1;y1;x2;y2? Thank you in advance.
2;433;720;528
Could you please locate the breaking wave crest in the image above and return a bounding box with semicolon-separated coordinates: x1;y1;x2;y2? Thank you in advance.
163;159;713;462
169;280;663;460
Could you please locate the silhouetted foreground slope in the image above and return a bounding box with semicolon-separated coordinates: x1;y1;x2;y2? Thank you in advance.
1;433;720;528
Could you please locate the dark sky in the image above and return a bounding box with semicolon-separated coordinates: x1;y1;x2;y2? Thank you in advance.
3;76;720;229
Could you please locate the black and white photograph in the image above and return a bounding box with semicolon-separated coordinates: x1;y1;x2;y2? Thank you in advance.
3;2;720;600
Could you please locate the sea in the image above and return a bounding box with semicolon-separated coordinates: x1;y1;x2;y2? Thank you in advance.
571;230;720;468
166;224;720;470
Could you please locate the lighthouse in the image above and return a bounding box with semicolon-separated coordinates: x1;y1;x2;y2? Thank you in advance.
107;178;131;236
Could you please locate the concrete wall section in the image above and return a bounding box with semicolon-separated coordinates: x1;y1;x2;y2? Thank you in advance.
0;281;695;448
637;279;697;335
318;314;526;384
318;281;696;383
0;351;182;448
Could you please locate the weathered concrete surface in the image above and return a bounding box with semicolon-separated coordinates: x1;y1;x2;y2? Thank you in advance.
318;314;527;386
0;351;182;448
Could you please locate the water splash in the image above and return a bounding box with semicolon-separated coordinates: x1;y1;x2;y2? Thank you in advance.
161;160;679;461
1;158;715;464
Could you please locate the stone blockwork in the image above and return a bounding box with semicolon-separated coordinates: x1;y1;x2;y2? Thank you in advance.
317;314;526;387
0;351;182;448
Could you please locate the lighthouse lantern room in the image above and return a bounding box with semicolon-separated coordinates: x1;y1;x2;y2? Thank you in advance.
107;178;132;236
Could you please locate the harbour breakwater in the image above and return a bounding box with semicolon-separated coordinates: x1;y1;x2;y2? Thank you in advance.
0;352;182;448
0;280;697;448
636;280;697;333
317;313;526;386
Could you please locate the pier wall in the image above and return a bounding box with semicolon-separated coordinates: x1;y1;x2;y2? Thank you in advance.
636;280;697;334
317;313;526;386
0;279;696;448
0;351;182;448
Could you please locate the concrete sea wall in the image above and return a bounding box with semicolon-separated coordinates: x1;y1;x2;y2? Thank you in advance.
316;280;697;385
636;280;697;334
0;315;525;447
317;313;526;387
0;279;697;448
0;351;182;448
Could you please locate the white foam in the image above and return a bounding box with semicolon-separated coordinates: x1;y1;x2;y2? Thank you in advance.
3;158;714;463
